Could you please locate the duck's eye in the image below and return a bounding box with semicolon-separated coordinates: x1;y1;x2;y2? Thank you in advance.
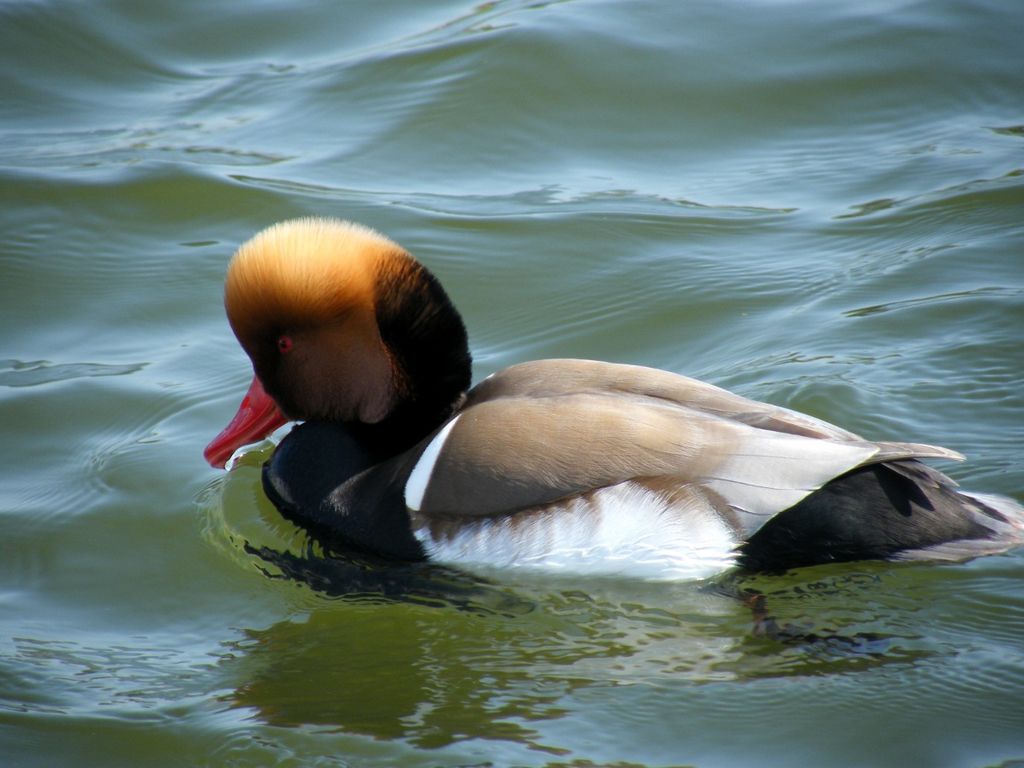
277;335;294;354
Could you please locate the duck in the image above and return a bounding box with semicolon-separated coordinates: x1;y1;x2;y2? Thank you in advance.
204;217;1024;579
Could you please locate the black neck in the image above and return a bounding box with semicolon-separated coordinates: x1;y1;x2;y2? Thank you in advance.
358;255;471;456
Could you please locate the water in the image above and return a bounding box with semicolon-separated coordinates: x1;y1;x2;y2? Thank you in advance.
2;1;1023;766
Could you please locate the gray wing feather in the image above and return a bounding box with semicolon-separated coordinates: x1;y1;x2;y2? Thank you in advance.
416;367;963;533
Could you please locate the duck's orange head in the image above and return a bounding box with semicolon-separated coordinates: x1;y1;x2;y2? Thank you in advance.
205;217;471;468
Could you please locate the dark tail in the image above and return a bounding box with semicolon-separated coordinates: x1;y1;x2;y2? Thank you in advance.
738;460;1024;572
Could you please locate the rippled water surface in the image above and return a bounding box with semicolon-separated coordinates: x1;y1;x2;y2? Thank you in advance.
2;1;1023;766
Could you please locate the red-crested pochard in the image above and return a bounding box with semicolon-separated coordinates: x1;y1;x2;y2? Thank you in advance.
205;218;1024;579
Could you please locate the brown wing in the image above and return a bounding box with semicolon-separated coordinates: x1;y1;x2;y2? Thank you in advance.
468;359;867;441
411;373;961;532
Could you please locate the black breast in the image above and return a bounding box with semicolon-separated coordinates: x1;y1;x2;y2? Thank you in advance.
262;421;426;561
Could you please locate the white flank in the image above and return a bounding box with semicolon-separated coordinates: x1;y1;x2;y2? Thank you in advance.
405;415;461;512
412;482;739;581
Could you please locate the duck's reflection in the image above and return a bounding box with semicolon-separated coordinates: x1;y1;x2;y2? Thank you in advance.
218;545;738;748
216;543;930;749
